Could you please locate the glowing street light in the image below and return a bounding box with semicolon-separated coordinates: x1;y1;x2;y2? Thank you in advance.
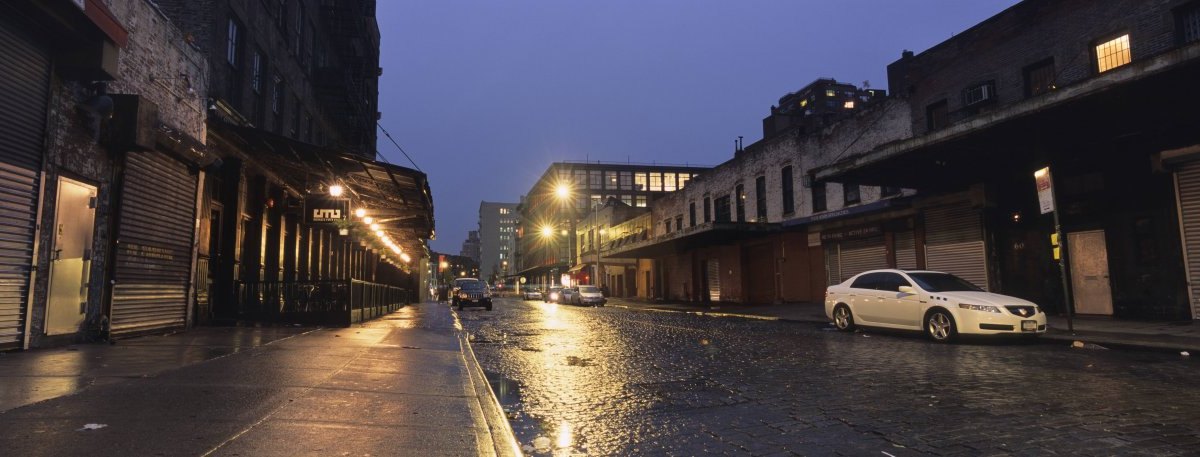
355;208;366;218
540;226;553;237
363;216;374;224
555;183;570;200
328;184;344;197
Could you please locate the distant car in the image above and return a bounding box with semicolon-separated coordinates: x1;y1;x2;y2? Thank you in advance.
453;278;492;311
825;269;1046;343
522;286;543;300
570;285;606;306
544;287;564;303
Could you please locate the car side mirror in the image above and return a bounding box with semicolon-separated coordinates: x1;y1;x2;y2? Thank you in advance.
898;285;917;295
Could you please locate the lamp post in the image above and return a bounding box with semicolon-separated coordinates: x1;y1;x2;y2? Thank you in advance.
554;184;577;287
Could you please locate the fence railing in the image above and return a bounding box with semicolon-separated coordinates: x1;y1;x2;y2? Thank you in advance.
234;279;410;326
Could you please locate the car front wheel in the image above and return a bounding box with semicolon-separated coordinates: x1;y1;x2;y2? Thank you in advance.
926;309;957;343
832;305;855;331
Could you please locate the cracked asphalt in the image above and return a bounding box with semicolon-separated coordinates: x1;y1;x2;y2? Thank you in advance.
457;297;1200;456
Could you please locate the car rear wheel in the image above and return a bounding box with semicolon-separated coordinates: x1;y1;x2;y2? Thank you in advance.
833;305;855;331
926;309;957;343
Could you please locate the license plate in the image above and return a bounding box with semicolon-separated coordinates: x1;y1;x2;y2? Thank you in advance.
1021;320;1037;331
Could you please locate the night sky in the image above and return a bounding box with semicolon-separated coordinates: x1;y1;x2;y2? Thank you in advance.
375;1;1021;253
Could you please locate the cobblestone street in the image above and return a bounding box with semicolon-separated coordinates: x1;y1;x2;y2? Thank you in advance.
459;298;1200;456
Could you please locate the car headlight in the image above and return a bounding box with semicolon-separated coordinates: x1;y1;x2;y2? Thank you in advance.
958;303;1001;313
459;292;469;299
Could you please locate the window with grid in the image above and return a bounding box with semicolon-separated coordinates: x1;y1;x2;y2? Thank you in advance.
1095;34;1131;73
226;18;240;67
678;174;690;189
251;51;263;93
634;173;647;191
663;173;677;192
714;195;732;223
589;170;602;189
635;195;647;207
755;176;767;220
781;166;795;214
1023;58;1055;98
606;171;618;190
619;172;632;190
1181;4;1200;43
574;170;586;186
649;173;663;191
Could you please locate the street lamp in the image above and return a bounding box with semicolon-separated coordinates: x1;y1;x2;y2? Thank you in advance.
552;181;577;285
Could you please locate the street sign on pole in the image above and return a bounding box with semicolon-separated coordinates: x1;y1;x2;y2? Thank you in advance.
1034;166;1073;333
1035;167;1055;214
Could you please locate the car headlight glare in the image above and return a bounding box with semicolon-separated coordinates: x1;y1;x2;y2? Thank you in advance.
958;303;1001;313
459;292;469;299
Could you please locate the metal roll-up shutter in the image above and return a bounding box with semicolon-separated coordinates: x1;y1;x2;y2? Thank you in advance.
924;204;988;290
895;231;918;270
838;236;887;282
110;151;198;335
1174;161;1200;319
0;13;49;348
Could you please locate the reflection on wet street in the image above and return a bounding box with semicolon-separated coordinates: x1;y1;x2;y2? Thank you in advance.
458;298;1200;456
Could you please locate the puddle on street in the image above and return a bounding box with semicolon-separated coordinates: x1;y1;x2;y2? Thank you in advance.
486;371;585;456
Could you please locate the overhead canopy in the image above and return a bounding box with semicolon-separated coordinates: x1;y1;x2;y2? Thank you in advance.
605;222;782;259
209;121;435;258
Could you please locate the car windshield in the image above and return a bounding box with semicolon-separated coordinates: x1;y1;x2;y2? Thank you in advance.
579;286;599;293
907;273;983;292
459;282;485;291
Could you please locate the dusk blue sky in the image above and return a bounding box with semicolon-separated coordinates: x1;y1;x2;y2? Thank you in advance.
375;1;1021;254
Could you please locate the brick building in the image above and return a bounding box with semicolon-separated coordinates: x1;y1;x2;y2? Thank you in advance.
818;0;1200;320
515;161;710;288
1;0;213;348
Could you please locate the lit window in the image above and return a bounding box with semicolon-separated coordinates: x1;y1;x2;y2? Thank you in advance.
843;101;855;109
634;173;647;191
678;174;690;189
799;99;808;107
1095;34;1131;73
663;173;677;192
824;89;835;97
649;173;663;191
636;196;647;207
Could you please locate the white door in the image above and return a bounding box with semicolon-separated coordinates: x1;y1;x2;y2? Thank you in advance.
1068;230;1114;315
45;178;97;335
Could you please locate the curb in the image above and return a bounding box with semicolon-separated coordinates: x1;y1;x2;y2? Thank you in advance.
609;303;1197;354
452;308;523;457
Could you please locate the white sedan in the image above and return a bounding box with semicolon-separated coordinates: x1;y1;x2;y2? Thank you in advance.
825;269;1046;343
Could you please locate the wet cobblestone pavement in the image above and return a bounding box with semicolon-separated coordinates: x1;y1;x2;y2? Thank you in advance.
457;298;1200;456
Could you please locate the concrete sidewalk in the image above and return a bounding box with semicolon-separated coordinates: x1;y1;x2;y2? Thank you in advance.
606;298;1200;353
0;302;519;457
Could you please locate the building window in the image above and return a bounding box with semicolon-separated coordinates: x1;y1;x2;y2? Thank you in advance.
1023;58;1056;98
271;76;283;114
226;18;241;67
703;196;711;223
635;195;647;207
621;195;632;206
1181;4;1200;44
881;186;901;197
755;176;767;221
675;215;683;231
824;89;835;97
844;183;861;205
781;166;795;215
250;51;263;93
812;182;827;212
735;184;746;222
714;195;731;223
689;202;696;227
589;170;602;189
664;219;672;234
606;171;618;190
275;0;288;33
663;173;677;192
619;171;632;190
962;81;995;108
926;100;949;131
649;173;663;191
1095;34;1131;73
291;96;301;138
679;174;690;189
293;3;305;57
634;172;647;191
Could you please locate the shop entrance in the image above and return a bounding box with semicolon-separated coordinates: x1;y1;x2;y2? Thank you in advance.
45;178;97;335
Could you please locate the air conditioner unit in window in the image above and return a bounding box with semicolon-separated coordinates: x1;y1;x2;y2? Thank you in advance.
963;83;995;107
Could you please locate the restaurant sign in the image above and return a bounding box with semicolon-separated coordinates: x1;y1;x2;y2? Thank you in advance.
305;197;349;225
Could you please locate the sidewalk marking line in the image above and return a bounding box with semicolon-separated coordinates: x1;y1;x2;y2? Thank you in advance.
451;305;524;457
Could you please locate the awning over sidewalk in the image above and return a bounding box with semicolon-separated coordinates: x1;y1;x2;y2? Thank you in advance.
209;122;434;257
812;42;1200;190
605;222;781;259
